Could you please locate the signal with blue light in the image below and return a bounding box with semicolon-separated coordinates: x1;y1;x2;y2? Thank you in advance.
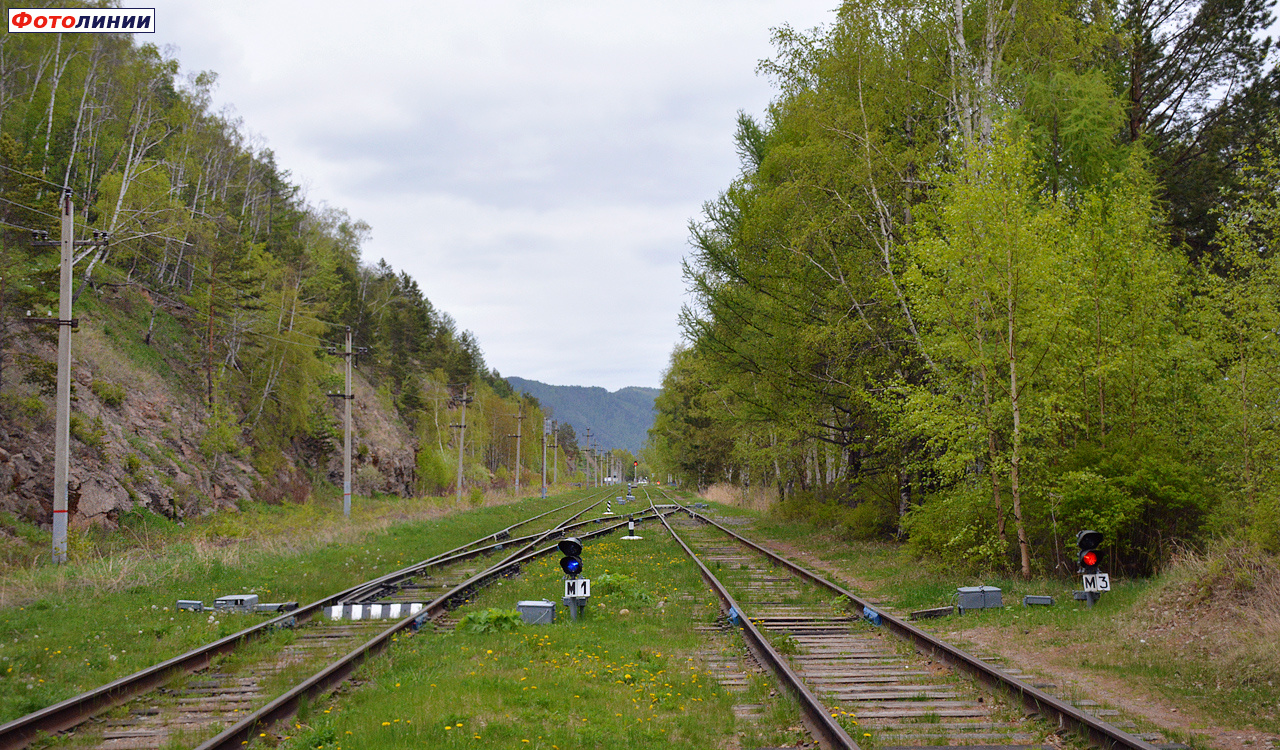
558;537;583;577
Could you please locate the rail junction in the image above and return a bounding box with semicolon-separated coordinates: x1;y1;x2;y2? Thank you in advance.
0;486;1197;749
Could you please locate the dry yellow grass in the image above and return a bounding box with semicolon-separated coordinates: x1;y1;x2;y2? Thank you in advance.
700;482;778;512
0;487;546;608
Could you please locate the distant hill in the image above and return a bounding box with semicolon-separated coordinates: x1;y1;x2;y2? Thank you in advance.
505;377;659;453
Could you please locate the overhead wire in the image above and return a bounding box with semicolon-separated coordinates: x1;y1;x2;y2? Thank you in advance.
107;243;348;341
0;190;345;340
0;163;74;192
95;275;331;348
1;186;432;351
0;218;40;234
0;195;61;222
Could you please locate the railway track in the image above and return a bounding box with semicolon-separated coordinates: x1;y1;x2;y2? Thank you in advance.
5;483;1201;749
646;487;1184;750
0;487;660;750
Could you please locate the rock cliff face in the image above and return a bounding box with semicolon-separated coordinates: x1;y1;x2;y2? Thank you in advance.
0;324;417;532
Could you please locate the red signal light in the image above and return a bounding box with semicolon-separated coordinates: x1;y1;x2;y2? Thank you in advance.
1076;530;1102;574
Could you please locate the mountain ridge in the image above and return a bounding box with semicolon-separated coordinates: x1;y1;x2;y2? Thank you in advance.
505;377;658;453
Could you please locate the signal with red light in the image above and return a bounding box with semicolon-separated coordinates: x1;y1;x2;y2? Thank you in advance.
1076;529;1103;575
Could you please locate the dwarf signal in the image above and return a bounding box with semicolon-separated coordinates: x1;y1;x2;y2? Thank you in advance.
1076;530;1108;607
558;537;589;620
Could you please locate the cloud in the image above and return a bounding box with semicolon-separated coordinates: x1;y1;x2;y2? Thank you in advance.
151;0;837;389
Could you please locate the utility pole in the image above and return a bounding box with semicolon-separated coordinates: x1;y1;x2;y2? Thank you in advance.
552;420;558;487
344;328;353;518
326;327;364;519
28;191;107;564
507;403;523;496
584;428;592;487
453;385;473;504
541;417;550;499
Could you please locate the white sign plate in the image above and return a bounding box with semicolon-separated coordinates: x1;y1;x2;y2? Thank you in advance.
1082;573;1110;593
564;578;591;598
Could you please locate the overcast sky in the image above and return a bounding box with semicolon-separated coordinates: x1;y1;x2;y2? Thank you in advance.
147;1;839;390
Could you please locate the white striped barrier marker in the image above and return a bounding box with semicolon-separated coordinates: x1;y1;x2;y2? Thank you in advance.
326;602;425;621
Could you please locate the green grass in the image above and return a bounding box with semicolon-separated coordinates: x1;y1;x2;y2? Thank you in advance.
276;525;778;749
79;289;185;386
715;498;1280;738
0;488;604;725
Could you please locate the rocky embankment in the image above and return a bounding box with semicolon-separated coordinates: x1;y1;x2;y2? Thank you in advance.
0;325;417;532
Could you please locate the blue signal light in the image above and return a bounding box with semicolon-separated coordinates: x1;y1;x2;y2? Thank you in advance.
558;536;584;577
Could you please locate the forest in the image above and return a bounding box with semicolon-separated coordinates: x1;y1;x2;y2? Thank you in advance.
0;12;591;511
650;0;1280;576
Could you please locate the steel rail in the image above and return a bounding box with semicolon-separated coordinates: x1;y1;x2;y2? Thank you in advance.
658;489;1158;750
0;492;608;750
340;489;611;603
195;508;673;750
425;488;610;561
643;490;859;750
350;504;623;604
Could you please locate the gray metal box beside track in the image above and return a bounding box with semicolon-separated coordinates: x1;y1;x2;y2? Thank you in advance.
957;586;1002;612
517;599;556;624
214;594;259;612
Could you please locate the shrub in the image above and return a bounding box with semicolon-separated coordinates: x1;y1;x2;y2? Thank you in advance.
354;464;385;496
0;393;47;428
902;484;1010;574
1053;440;1214;574
1250;494;1280;554
773;486;896;542
69;414;106;453
416;448;453;496
837;498;897;541
258;469;312;505
456;608;523;634
90;379;126;408
593;572;653;605
17;355;57;397
200;404;242;459
116;507;183;538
